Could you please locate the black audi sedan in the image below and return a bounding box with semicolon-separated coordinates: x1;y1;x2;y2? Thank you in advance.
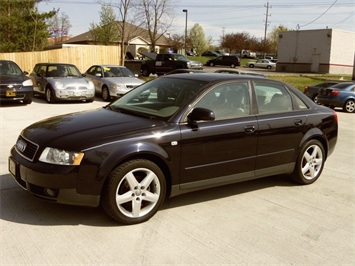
9;74;338;224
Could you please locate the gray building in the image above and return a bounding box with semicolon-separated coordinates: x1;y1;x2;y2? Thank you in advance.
276;29;355;75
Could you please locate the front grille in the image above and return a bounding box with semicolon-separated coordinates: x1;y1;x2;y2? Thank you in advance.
0;84;22;89
65;86;88;90
15;135;39;162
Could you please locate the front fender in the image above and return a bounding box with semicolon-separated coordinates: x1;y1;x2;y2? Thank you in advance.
95;141;171;182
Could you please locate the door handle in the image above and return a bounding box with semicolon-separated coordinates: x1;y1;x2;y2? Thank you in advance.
244;125;255;133
294;119;303;126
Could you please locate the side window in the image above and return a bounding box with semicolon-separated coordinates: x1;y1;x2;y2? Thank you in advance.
289;90;309;110
87;67;96;75
255;82;292;113
195;81;250;120
38;65;47;76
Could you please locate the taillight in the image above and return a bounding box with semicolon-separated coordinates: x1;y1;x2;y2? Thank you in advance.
304;87;309;92
331;90;340;96
333;110;338;122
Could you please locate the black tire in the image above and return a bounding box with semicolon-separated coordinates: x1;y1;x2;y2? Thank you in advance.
142;68;150;77
23;98;32;104
209;62;214;67
45;88;56;103
102;86;111;102
231;64;236;68
249;64;254;68
343;99;355;113
267;65;272;69
101;159;166;224
291;140;325;185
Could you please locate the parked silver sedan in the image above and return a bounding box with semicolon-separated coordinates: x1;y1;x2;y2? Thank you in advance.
85;65;144;101
246;59;276;69
30;63;95;103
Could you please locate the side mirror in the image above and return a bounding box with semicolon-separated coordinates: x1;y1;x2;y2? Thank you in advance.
187;107;215;124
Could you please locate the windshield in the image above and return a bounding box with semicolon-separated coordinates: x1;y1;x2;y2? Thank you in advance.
47;65;82;77
172;54;188;61
109;77;208;119
0;61;23;76
103;66;135;78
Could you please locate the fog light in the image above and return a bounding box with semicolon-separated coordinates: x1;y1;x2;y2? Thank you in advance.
45;188;56;197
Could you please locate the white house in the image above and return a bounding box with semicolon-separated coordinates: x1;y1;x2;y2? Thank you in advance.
276;29;355;75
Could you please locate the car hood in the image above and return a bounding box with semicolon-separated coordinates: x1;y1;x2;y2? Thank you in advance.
103;77;144;85
22;108;167;151
48;76;89;83
0;74;30;84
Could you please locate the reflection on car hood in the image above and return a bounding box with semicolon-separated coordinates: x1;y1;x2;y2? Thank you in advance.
0;74;30;84
103;77;144;85
22;108;166;151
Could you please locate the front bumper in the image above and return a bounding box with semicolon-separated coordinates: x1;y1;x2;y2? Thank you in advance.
9;147;100;207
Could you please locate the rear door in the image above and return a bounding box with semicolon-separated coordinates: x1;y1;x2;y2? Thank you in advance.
254;81;308;177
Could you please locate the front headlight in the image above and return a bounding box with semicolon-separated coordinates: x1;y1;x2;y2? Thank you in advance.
22;79;33;86
39;147;84;165
111;84;122;89
88;80;95;90
54;81;64;90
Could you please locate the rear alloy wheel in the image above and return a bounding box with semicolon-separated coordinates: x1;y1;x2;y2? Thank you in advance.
249;64;254;68
230;64;236;68
209;62;214;67
344;99;355;113
292;140;325;185
267;65;272;69
101;159;166;224
102;86;111;101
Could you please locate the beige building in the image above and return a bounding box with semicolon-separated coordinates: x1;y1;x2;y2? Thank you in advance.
276;29;355;75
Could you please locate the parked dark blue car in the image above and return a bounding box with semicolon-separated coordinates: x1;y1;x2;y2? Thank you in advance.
317;82;355;113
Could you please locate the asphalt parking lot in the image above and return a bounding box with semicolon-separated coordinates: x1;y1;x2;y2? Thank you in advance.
1;94;354;265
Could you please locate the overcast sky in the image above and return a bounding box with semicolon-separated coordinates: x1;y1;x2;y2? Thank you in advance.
39;0;355;44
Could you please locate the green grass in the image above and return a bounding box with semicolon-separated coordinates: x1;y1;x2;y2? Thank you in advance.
157;56;353;92
266;74;352;91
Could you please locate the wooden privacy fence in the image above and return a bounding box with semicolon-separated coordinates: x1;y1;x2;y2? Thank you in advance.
0;45;121;73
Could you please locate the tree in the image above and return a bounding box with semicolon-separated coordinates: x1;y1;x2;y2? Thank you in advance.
188;23;207;55
89;4;120;45
138;0;174;52
0;0;56;52
268;24;289;56
112;0;144;65
47;12;72;44
221;32;251;54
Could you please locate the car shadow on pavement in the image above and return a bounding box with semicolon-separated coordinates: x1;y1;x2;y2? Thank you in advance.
0;173;294;227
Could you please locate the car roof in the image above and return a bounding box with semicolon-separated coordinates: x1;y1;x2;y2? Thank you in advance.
160;73;267;82
94;65;127;68
35;63;76;66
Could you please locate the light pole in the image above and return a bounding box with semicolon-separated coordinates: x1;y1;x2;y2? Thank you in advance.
183;9;188;55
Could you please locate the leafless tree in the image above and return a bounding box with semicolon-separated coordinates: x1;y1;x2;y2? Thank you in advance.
138;0;174;52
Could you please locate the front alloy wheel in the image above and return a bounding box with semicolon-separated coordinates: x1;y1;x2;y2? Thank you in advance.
102;159;166;224
102;86;111;101
45;88;55;103
344;99;355;113
292;140;325;185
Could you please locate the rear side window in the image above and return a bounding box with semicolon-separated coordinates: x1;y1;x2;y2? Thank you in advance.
255;82;292;113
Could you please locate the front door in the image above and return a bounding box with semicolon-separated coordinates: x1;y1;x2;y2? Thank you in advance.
179;81;258;189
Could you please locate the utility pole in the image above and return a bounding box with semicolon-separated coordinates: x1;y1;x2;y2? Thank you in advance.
264;1;271;57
